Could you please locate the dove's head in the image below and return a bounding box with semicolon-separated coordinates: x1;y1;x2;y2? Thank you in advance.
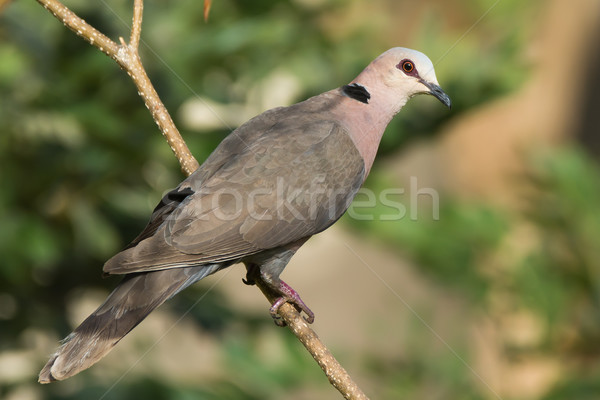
352;47;451;110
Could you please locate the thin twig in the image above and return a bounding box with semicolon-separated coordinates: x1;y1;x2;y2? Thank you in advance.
36;0;119;59
130;0;143;49
36;0;199;175
203;0;212;22
36;1;368;398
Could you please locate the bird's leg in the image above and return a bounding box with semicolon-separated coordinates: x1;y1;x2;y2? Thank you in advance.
256;268;314;326
243;240;314;326
268;279;315;326
243;262;314;326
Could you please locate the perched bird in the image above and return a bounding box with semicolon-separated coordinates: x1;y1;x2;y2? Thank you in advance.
39;47;451;383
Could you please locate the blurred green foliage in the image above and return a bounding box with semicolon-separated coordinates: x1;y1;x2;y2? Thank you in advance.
347;175;509;301
3;0;600;399
520;149;600;356
349;147;600;399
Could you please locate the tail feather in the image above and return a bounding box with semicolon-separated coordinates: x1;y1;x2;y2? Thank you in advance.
39;264;221;383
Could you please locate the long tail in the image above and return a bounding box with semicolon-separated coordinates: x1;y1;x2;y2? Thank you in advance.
39;265;220;383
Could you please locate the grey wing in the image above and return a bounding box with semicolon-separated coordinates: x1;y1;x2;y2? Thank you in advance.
104;120;364;275
108;105;290;253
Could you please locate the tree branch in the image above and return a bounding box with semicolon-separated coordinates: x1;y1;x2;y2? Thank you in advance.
36;1;369;399
255;280;369;400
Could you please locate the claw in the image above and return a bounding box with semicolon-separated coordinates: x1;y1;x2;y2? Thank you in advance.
243;264;258;286
269;298;288;327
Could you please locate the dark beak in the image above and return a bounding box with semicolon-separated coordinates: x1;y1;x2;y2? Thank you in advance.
420;80;452;109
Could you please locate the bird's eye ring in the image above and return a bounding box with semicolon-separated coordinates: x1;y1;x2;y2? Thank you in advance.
402;61;414;73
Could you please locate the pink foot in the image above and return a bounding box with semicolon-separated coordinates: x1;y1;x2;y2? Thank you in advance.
269;280;315;326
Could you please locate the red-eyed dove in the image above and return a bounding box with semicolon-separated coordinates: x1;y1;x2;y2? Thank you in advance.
39;47;450;383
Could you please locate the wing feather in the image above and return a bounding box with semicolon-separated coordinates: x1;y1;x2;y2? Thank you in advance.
104;93;365;275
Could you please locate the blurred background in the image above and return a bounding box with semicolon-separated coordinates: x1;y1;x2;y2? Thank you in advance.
1;0;600;399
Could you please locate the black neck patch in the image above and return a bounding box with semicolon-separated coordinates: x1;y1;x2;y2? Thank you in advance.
342;83;370;104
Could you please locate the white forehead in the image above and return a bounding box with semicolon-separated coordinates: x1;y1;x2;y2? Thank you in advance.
378;47;438;83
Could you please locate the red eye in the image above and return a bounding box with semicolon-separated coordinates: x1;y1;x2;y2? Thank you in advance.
396;59;418;76
402;61;414;73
